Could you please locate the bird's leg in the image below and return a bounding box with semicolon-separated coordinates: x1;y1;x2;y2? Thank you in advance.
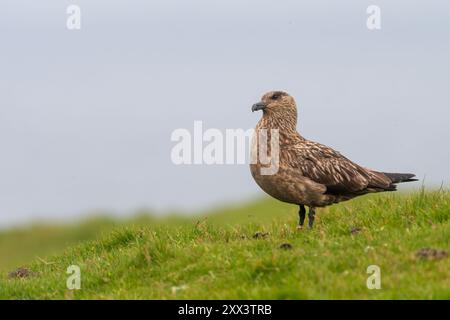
308;207;316;229
297;205;306;230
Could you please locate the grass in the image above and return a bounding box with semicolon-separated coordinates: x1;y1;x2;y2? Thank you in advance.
0;189;449;299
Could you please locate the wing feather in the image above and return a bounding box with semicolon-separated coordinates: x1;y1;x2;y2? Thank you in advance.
283;141;389;194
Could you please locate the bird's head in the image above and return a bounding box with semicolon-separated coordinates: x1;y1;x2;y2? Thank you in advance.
252;91;298;128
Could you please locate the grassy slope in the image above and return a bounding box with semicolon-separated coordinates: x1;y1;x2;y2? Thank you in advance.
0;190;449;299
0;218;119;273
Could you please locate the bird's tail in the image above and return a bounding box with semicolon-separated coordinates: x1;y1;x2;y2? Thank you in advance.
383;172;418;184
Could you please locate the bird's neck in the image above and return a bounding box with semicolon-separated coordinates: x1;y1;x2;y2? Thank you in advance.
257;112;302;138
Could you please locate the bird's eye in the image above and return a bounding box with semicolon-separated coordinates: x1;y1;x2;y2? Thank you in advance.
271;93;281;100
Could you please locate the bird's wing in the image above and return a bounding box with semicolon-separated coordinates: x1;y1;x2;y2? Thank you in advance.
284;141;387;194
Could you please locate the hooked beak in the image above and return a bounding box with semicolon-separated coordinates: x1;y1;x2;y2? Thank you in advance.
252;101;267;112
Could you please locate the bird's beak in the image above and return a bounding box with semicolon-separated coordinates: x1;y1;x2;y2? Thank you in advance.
252;101;267;112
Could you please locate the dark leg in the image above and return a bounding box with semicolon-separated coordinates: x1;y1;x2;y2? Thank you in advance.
298;205;306;229
308;207;316;229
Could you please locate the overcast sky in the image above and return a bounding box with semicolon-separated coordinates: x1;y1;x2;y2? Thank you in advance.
0;0;449;227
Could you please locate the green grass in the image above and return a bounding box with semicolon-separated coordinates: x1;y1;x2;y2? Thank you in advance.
0;217;120;273
0;190;449;299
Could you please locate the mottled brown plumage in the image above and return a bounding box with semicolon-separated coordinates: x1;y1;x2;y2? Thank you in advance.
250;91;417;229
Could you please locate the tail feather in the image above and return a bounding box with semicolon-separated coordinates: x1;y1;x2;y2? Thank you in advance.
383;172;418;184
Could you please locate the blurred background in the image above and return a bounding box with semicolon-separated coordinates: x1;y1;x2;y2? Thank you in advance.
1;0;449;229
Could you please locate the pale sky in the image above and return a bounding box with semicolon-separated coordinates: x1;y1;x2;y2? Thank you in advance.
1;0;449;227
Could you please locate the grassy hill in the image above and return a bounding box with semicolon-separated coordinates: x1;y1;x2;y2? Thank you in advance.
0;189;449;299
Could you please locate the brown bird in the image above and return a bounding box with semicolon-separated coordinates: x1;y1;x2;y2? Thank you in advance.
250;91;417;229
